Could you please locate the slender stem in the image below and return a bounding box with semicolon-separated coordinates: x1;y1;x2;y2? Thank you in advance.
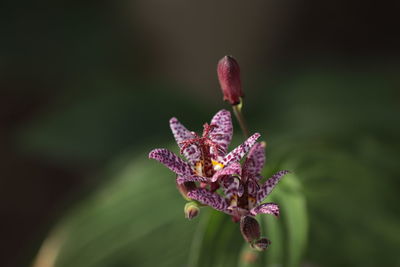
232;102;249;138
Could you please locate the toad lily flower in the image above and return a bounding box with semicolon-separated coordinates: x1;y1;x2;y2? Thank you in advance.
148;110;260;191
186;142;289;247
148;55;290;251
187;142;288;220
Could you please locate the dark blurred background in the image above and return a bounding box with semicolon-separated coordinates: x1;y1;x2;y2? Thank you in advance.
1;1;399;267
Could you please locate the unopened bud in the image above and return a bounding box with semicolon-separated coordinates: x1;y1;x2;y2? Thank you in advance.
240;216;260;243
176;181;197;201
184;201;200;220
251;238;271;251
217;55;244;105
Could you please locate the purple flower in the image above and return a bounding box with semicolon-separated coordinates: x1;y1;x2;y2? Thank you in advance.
187;142;288;220
148;109;289;249
186;142;289;247
149;109;260;188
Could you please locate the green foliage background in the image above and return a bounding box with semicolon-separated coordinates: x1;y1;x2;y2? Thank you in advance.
21;69;400;267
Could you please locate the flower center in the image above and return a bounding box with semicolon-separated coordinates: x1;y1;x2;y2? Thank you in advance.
180;123;223;178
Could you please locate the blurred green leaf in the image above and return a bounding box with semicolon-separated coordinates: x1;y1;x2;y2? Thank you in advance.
268;130;400;266
261;173;308;267
187;209;242;267
273;174;308;267
50;156;197;267
238;244;260;267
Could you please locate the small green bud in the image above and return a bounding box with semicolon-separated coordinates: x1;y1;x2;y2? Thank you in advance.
184;202;200;220
251;238;271;251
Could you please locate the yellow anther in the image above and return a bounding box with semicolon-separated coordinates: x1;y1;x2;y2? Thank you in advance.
195;161;204;176
212;159;224;171
230;196;238;207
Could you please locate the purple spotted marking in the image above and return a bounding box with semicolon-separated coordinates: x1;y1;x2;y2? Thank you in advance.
256;170;290;204
176;175;209;185
187;188;230;213
247;179;260;197
237;182;244;197
209;110;233;156
148;148;193;177
169;117;201;164
250;203;280;217
243;142;266;181
221;176;241;200
211;162;242;182
221;133;260;166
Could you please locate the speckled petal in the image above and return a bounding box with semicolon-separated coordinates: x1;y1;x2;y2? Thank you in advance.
250;203;280;217
187;188;230;213
256;170;290;203
243;142;266;181
247;179;260;197
169;117;201;164
211;162;242;182
176;175;209;185
221;176;241;200
237;182;244;197
149;148;193;177
209;110;233;156
221;133;261;166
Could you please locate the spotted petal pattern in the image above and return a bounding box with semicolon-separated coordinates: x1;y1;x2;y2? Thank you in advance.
221;133;261;166
169;117;201;164
250;203;280;217
256;170;290;203
187;188;229;213
176;175;209;185
247;179;260;197
211;162;242;182
209;109;233;156
149;149;193;177
221;176;241;200
243;142;266;181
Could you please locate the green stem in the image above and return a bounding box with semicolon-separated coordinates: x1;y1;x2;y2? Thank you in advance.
232;101;249;138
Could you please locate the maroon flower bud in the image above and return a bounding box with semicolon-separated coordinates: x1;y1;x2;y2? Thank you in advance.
184;202;200;220
176;181;197;201
251;238;271;251
217;55;244;105
240;216;261;243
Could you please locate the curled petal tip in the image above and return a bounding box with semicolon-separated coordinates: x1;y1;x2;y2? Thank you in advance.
250;203;280;217
253;133;261;139
148;149;158;159
169;117;178;123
